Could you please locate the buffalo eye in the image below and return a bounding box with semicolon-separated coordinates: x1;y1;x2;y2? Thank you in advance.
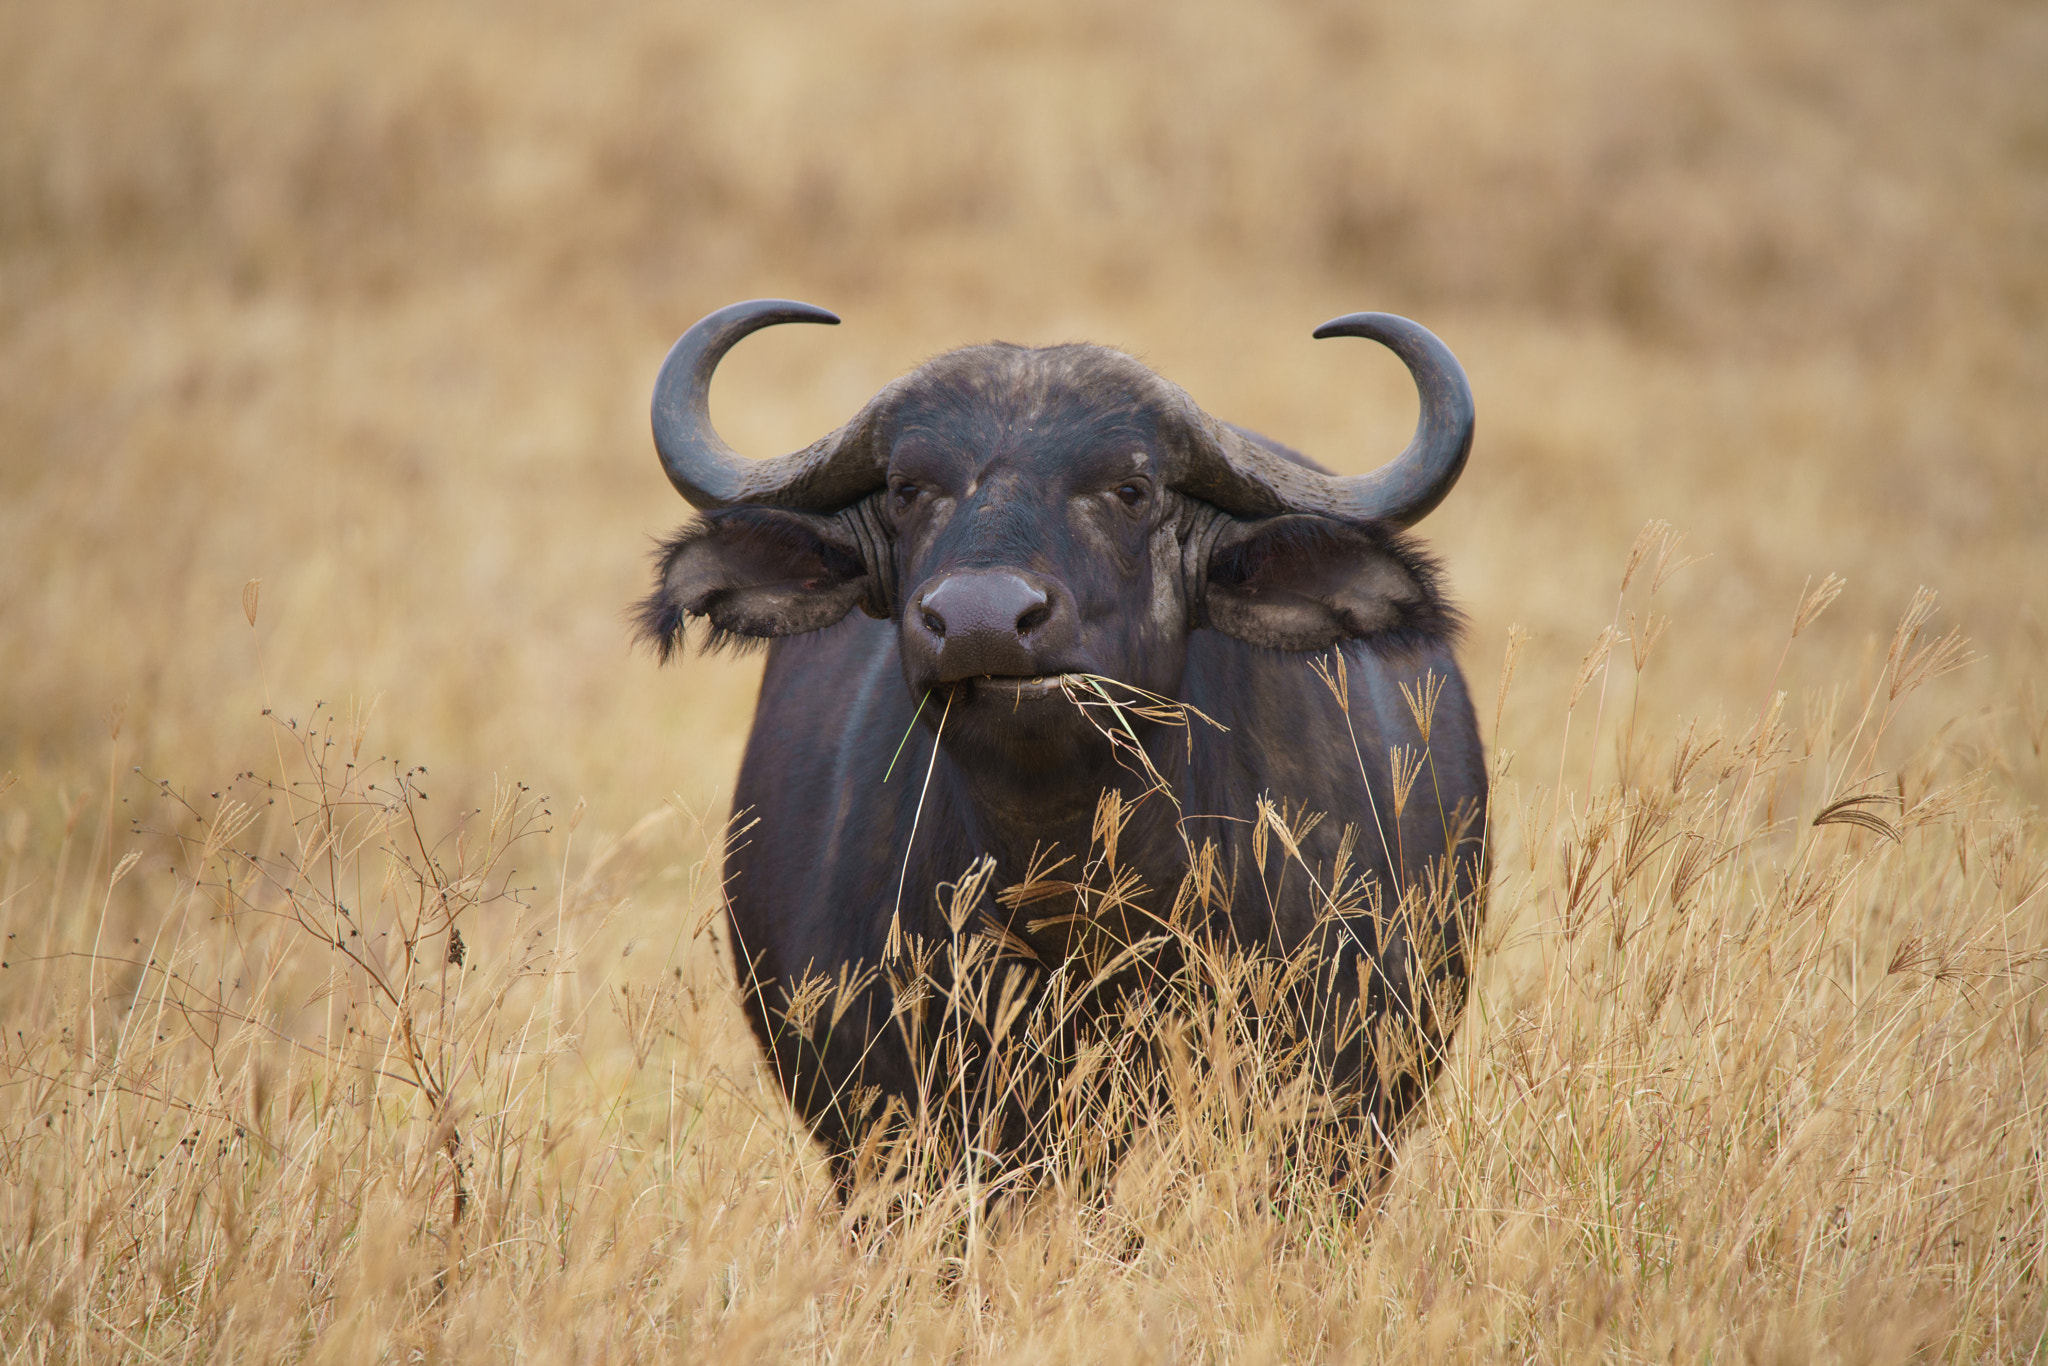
892;482;922;510
1114;482;1148;511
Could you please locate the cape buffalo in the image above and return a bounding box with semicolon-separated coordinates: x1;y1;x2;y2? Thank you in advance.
636;299;1487;1186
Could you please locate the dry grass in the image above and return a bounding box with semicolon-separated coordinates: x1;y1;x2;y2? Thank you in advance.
3;0;2046;1359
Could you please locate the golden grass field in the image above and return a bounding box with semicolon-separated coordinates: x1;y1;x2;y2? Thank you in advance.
4;0;2046;1358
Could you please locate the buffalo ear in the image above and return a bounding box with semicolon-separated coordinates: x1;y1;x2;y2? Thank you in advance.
1203;514;1458;652
636;508;879;659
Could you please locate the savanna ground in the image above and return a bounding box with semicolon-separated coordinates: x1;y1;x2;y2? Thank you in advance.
3;1;2046;1359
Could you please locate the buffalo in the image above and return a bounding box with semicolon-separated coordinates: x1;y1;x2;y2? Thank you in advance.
636;300;1487;1188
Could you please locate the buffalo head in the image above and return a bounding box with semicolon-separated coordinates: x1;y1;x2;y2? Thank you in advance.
635;301;1473;768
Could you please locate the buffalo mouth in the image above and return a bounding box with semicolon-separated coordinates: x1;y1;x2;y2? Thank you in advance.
930;671;1143;725
927;671;1186;759
972;673;1081;702
941;672;1087;707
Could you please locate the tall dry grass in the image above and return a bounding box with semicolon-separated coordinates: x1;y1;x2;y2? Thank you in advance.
4;542;2042;1360
3;0;2045;1359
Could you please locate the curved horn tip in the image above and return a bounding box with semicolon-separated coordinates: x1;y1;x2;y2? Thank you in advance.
1311;311;1431;344
756;299;840;326
703;298;841;330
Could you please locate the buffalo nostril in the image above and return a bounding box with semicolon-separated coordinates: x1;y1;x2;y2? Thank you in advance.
1015;602;1051;636
920;605;947;638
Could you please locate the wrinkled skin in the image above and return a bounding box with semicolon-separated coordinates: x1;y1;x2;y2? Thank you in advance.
639;342;1487;1183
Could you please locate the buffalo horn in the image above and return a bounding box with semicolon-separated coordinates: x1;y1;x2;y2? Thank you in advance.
1179;313;1474;528
652;298;888;511
1306;312;1474;526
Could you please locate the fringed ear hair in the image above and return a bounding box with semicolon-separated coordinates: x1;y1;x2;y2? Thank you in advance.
635;508;879;659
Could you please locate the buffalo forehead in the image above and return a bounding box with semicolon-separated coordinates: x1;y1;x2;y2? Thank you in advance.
884;343;1180;480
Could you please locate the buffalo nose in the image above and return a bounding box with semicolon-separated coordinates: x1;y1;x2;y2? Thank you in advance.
914;572;1064;681
919;573;1048;640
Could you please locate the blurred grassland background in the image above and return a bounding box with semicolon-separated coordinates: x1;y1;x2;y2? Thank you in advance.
2;0;2047;1360
4;0;2045;797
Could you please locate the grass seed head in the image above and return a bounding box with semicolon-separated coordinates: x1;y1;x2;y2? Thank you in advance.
1399;671;1446;745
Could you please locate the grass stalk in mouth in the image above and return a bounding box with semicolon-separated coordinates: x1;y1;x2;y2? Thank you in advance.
889;688;954;958
883;690;932;783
